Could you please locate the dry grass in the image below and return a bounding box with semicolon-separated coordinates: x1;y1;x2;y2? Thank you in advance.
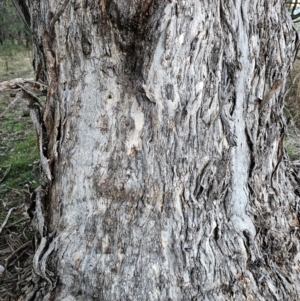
0;42;33;82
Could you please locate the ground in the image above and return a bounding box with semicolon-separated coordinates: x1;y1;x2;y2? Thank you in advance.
0;41;38;300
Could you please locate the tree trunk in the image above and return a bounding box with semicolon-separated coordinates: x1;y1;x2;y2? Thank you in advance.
21;0;300;300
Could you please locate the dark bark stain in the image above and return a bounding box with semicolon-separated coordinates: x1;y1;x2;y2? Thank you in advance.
165;83;174;101
81;35;92;57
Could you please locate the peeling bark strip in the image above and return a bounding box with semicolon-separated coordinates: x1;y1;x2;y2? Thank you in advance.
19;0;300;300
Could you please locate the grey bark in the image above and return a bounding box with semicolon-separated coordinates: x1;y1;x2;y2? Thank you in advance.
19;0;300;300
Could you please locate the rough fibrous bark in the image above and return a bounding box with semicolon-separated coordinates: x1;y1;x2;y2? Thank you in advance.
19;0;300;300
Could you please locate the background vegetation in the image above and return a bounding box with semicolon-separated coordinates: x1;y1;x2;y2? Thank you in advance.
0;0;30;46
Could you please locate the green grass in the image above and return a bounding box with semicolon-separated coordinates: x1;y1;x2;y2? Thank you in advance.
0;124;39;200
0;133;38;190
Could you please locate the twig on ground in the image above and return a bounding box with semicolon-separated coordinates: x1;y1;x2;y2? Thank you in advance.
6;218;30;228
0;207;16;235
4;241;32;265
0;95;21;118
0;165;11;184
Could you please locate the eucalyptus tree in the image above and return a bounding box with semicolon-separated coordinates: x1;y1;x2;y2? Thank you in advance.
10;0;300;300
